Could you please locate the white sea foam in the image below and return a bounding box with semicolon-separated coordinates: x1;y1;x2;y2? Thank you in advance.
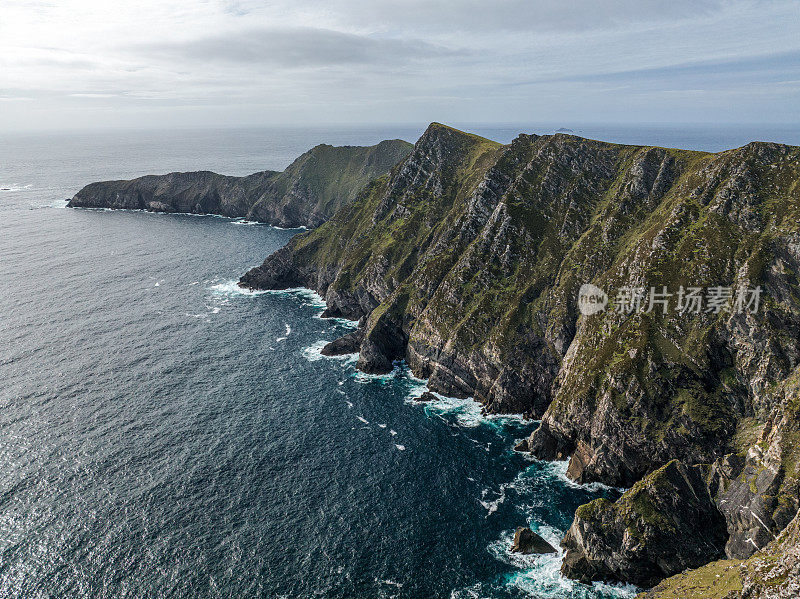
460;462;634;597
547;460;626;493
405;377;430;400
479;482;512;516
353;364;404;384
270;224;307;231
403;381;532;430
301;340;328;361
208;281;330;311
301;340;359;364
230;219;262;226
276;324;291;342
352;362;428;401
411;392;486;428
316;314;360;329
288;287;327;310
412;390;527;429
376;579;403;588
0;184;32;192
209;280;269;296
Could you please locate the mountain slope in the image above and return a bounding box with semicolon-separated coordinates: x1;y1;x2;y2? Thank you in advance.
67;139;413;228
240;123;800;589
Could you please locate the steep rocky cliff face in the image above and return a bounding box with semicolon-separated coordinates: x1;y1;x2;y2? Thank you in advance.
67;139;413;228
706;373;800;561
240;123;800;590
561;460;727;588
641;510;800;598
558;367;800;589
522;139;800;488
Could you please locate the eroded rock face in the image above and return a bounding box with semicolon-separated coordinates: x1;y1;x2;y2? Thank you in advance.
738;512;800;599
641;511;800;599
320;328;363;357
68;139;413;228
242;124;800;473
243;127;800;476
709;448;790;560
561;460;728;588
569;370;800;590
707;375;800;560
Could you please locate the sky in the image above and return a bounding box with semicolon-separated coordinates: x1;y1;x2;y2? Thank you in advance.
1;0;799;130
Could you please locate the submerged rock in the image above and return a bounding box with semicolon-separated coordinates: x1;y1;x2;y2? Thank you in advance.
511;527;556;555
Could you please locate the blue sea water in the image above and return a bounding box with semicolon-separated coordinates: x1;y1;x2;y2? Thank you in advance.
1;123;798;598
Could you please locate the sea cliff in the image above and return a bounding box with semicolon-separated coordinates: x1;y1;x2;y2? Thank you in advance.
67;139;413;228
240;123;800;593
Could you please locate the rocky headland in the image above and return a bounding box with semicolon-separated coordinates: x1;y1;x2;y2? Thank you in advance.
239;123;800;595
67;139;413;228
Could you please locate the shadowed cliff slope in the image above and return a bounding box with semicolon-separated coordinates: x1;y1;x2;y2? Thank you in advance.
67;139;413;228
640;508;800;598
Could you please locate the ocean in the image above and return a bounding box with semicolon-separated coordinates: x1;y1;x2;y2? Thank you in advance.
2;123;799;598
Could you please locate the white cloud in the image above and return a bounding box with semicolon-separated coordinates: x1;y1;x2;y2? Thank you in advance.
0;0;798;129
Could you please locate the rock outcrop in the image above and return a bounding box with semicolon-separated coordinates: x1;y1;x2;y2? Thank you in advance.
320;328;364;356
708;371;800;560
511;526;557;555
565;369;800;588
413;391;438;402
67;139;413;228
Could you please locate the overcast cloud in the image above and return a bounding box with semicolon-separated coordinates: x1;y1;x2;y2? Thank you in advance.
1;0;798;130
